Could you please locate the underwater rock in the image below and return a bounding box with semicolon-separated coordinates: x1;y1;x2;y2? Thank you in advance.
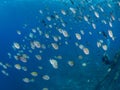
95;50;120;90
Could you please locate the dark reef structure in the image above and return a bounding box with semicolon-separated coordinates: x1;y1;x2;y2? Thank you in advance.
95;49;120;90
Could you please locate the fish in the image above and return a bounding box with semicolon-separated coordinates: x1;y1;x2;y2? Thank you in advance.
101;31;108;39
0;0;119;90
102;53;112;65
69;0;74;5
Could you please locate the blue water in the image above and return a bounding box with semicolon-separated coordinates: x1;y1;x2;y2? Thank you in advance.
0;0;120;90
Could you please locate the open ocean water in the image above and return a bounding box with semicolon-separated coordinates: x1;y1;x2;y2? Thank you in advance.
0;0;120;90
